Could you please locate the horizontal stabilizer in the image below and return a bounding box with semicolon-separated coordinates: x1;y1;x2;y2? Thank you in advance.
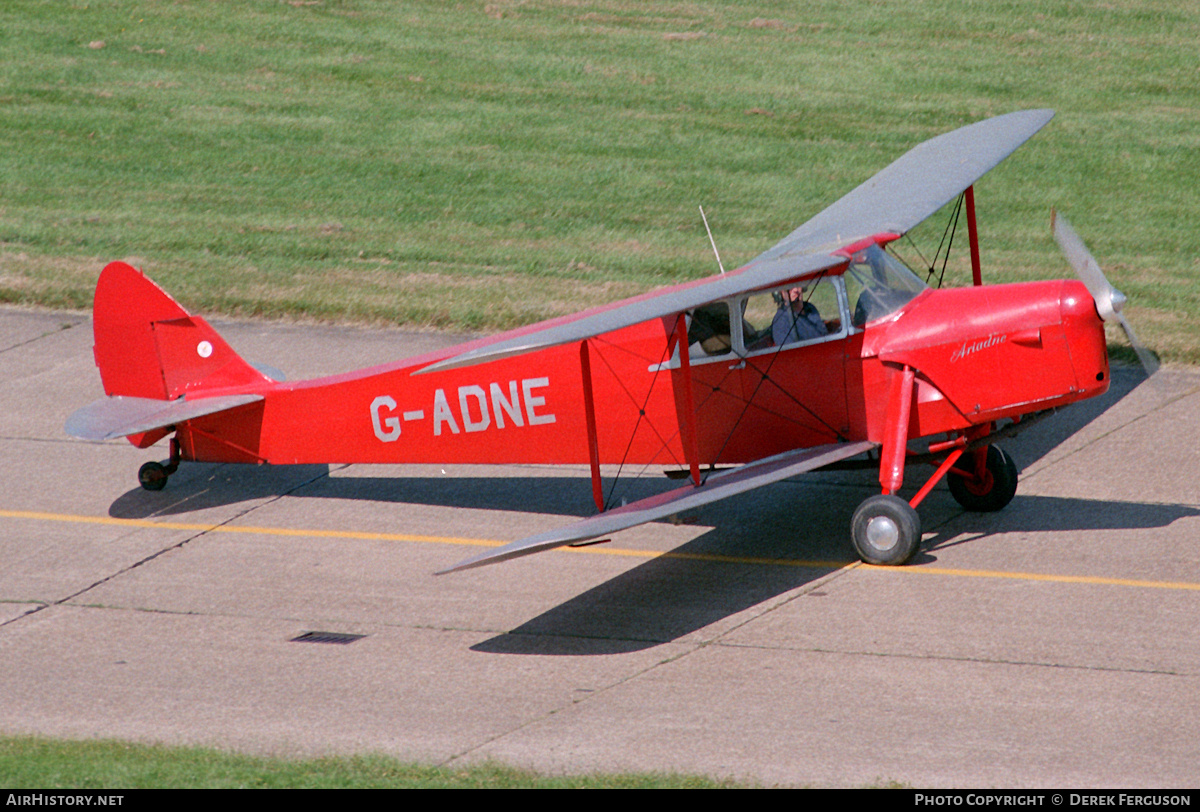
250;361;286;382
437;440;876;574
65;394;264;441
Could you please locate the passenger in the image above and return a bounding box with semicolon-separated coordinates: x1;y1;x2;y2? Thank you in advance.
771;286;828;346
687;303;733;356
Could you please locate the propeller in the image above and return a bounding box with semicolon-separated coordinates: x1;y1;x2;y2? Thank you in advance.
1051;210;1159;376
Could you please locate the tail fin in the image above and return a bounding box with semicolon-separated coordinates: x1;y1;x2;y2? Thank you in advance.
92;261;273;400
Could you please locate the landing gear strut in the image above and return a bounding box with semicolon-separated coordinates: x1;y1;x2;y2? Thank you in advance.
947;445;1018;512
854;363;924;565
851;362;1022;565
138;438;180;492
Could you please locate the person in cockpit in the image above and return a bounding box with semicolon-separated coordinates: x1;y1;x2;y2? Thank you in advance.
771;285;828;345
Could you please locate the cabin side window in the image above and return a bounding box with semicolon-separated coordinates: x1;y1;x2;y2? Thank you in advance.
686;302;734;358
678;273;850;367
739;275;844;353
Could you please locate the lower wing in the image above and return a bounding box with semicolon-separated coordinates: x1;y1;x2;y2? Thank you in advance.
437;440;876;574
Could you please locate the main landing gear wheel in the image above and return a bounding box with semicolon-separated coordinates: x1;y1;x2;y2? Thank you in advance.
138;461;170;491
851;494;922;565
947;445;1018;512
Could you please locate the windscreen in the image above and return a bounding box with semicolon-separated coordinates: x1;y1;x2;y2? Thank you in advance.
844;245;928;327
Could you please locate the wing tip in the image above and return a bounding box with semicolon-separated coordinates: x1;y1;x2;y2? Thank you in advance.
435;547;526;575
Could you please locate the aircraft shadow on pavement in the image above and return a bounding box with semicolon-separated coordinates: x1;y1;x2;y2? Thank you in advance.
472;491;860;656
107;462;336;520
471;542;842;656
469;490;1197;656
921;494;1200;555
107;466;673;520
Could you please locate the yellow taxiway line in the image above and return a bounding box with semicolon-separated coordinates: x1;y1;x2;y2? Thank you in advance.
3;508;1199;593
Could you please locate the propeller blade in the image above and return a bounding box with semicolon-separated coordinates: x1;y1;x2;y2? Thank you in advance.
1118;314;1161;376
1051;209;1121;322
1051;210;1158;377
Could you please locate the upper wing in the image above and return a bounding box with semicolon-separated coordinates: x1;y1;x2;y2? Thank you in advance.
420;110;1053;375
416;251;845;374
437;440;876;574
743;109;1055;275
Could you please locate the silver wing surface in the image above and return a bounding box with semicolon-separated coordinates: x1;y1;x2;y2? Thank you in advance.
417;251;845;374
437;440;876;574
420;109;1053;375
745;109;1055;274
66;393;264;441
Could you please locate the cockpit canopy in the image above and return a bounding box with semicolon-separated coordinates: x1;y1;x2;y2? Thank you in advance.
685;244;928;361
844;244;928;327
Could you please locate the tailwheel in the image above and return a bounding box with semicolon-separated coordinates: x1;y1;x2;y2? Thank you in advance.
137;438;181;492
138;461;170;491
851;494;922;565
947;445;1018;512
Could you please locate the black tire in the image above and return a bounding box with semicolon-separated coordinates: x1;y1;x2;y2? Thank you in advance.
138;461;169;492
851;494;922;565
948;445;1018;512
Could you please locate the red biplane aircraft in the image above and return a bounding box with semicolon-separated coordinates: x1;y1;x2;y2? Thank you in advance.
67;109;1153;572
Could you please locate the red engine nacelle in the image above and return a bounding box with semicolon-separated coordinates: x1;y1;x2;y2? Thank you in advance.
859;279;1109;439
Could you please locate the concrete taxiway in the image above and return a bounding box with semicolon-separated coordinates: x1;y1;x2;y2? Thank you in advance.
1;305;1198;788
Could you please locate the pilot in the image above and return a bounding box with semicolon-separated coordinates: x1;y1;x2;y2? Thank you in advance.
771;285;828;345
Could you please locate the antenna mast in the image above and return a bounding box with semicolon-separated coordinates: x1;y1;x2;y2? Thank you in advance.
699;205;726;275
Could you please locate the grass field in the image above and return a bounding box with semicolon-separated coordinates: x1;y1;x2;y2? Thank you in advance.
0;735;740;788
2;0;1196;360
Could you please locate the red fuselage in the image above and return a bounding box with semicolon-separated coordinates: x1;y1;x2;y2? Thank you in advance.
172;276;1108;472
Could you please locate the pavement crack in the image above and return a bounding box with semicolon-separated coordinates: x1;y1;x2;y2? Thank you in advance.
0;318;82;355
1;464;341;629
714;639;1187;678
436;566;861;769
1024;379;1200;483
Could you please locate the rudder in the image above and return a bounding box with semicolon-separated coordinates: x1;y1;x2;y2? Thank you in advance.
92;261;272;400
